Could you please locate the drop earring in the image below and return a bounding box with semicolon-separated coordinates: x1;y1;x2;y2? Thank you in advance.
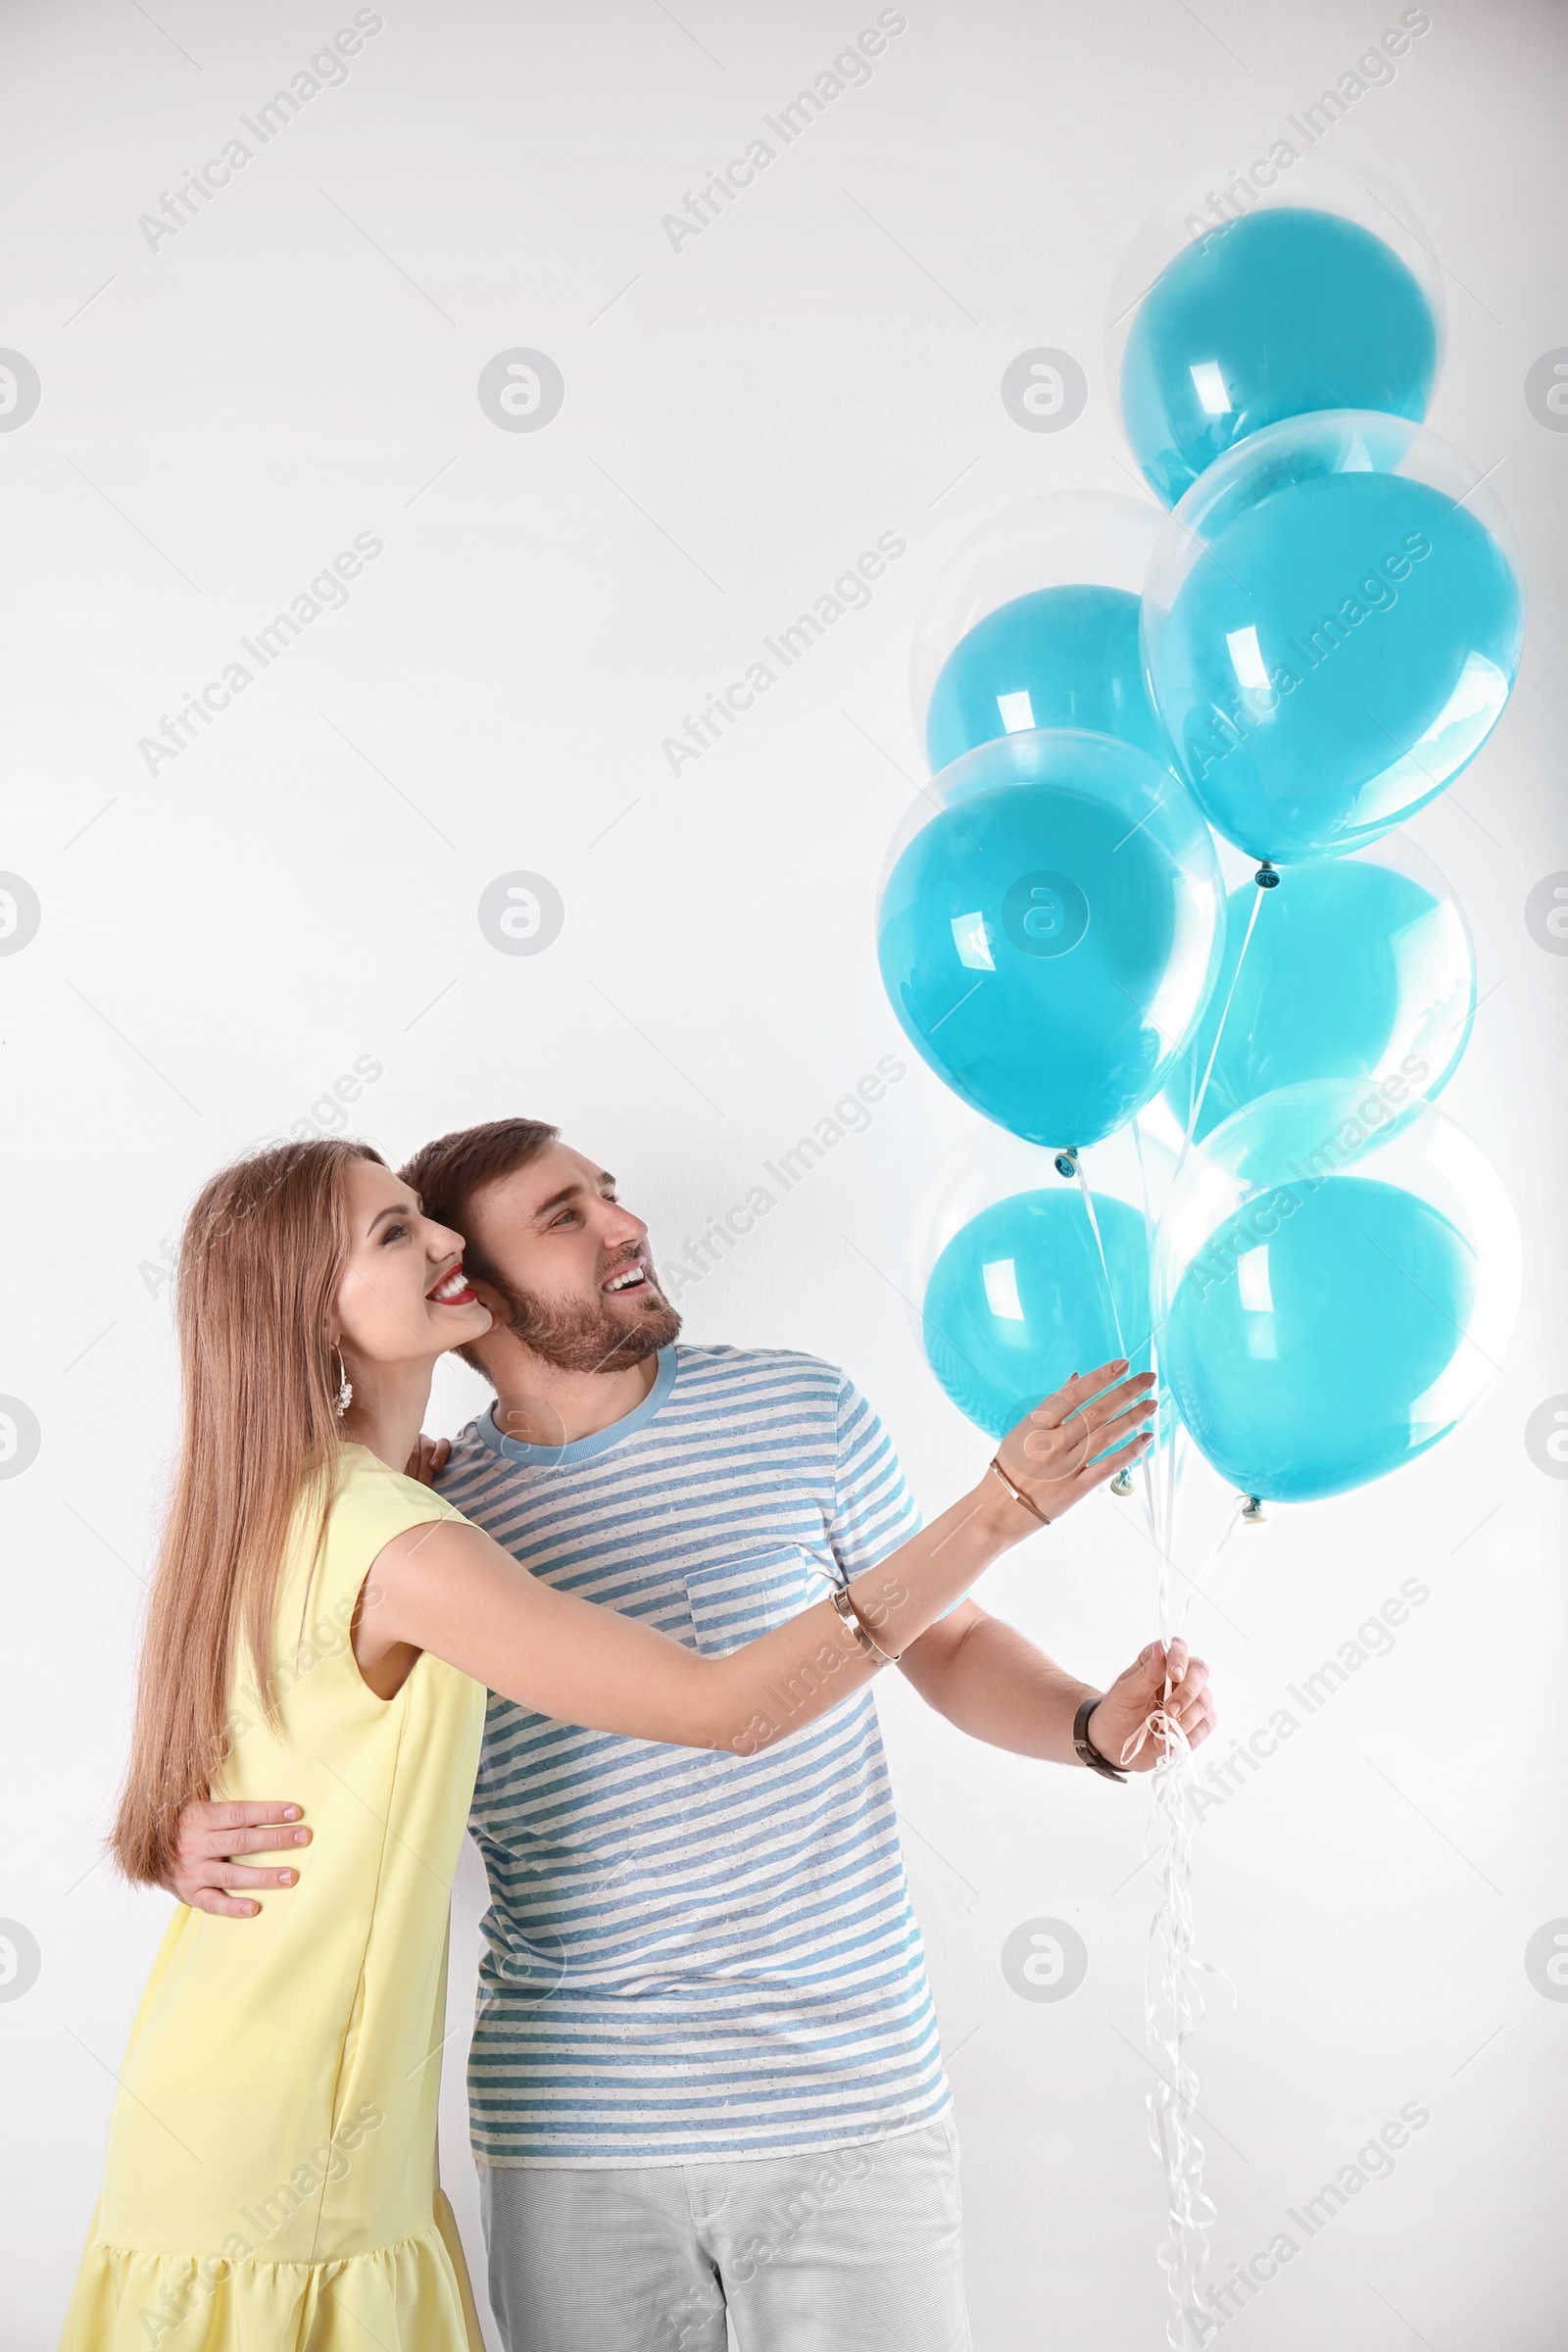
332;1346;353;1418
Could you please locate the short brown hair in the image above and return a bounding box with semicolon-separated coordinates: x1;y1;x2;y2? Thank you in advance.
399;1116;559;1284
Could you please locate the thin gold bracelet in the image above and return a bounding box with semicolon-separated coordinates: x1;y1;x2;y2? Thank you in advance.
831;1585;901;1667
988;1454;1053;1526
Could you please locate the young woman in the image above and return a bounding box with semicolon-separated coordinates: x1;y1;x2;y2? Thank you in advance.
62;1138;1156;2352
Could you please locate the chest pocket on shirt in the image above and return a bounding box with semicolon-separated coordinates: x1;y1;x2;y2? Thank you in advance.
683;1544;836;1657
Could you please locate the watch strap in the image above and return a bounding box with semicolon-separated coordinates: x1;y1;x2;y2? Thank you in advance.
1073;1693;1128;1783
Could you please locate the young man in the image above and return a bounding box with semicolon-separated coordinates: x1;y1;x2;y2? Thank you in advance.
172;1117;1214;2352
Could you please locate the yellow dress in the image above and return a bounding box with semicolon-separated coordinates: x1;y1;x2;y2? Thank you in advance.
60;1445;490;2351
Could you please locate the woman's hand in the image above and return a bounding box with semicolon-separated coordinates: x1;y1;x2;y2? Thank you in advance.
404;1434;452;1489
165;1799;311;1917
993;1358;1156;1525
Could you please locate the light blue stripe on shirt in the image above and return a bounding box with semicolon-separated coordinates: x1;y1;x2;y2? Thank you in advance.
437;1343;951;2168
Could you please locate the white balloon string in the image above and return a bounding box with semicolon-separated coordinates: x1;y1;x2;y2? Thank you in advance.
1073;1163;1160;1548
1079;1137;1211;2341
1129;1114;1181;1604
1137;877;1265;2347
1130;1111;1155;1246
1132;873;1269;2335
1073;1160;1130;1362
1163;1414;1182;1601
1101;891;1269;2344
1121;1495;1248;2349
1146;1722;1216;2349
1172;876;1269;1191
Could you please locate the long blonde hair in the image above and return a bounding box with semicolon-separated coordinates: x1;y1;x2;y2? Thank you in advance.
112;1139;385;1886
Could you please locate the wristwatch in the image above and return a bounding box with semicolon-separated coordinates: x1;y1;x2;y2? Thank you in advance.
1072;1693;1127;1783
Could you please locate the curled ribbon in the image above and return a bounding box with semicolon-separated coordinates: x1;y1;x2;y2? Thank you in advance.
1132;1705;1216;2347
1120;1501;1246;2347
1076;1049;1264;2347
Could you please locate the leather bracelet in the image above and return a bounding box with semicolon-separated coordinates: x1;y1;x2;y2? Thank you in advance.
988;1454;1052;1526
831;1584;900;1667
1072;1693;1128;1783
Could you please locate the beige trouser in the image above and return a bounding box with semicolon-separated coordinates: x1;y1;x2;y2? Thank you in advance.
478;2114;970;2352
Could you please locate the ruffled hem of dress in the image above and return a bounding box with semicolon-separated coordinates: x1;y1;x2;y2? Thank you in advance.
59;2203;484;2351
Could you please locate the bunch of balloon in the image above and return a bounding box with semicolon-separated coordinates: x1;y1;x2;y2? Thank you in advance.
1111;149;1525;2350
889;486;1222;1146
869;141;1527;2352
880;489;1232;2352
885;485;1227;1540
1117;146;1526;1505
886;577;1229;2352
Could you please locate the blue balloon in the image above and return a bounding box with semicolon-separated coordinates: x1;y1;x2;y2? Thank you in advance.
1153;1083;1517;1502
1168;857;1476;1144
924;586;1168;772
1143;416;1524;861
876;730;1223;1151
923;1190;1152;1439
1121;207;1439;507
1163;1174;1473;1500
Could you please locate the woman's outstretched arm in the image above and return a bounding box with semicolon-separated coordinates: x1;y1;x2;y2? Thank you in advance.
362;1363;1153;1752
163;1363;1152;1911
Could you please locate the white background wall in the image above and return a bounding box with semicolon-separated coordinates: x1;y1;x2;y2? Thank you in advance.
2;0;1564;2344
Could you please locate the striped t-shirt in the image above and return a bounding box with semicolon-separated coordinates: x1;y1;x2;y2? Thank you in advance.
436;1343;951;2169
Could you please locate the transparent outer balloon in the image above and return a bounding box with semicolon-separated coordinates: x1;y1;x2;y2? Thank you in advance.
911;1120;1178;1287
1106;145;1446;506
908;491;1167;766
1167;828;1477;1144
910;1125;1172;1440
1141;410;1524;863
1152;1082;1521;1501
876;728;1225;1152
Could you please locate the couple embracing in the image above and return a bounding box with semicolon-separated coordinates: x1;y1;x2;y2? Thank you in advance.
63;1113;1213;2351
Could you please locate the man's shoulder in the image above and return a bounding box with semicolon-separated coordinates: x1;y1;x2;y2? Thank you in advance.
673;1340;848;1386
442;1412;493;1465
670;1343;870;1416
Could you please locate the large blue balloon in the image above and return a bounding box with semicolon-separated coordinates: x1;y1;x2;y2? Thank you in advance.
923;1189;1152;1439
1121;206;1439;508
1165;1175;1471;1498
924;586;1168;773
1143;413;1524;862
1168;854;1476;1144
876;730;1223;1151
1153;1083;1519;1501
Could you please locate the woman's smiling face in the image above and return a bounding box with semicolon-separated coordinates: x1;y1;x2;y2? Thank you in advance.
333;1155;493;1375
